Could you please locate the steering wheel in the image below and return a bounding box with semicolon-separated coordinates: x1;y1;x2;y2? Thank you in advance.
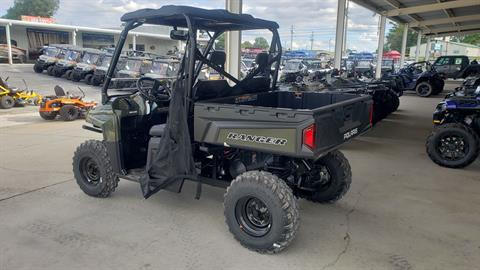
136;77;170;103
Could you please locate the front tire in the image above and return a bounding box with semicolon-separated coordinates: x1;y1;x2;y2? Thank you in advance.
415;81;433;97
65;70;73;80
224;171;299;254
33;64;43;73
59;105;79;121
426;123;480;168
0;95;15;109
301;150;352;203
73;140;119;197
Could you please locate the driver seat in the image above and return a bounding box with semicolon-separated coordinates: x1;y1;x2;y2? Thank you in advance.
149;124;166;137
193;51;230;100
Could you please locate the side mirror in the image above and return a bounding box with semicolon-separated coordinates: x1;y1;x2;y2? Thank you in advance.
170;30;188;41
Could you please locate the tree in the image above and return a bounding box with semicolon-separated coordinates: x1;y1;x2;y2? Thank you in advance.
253;37;269;49
241;41;253;49
2;0;60;19
385;23;425;53
452;34;480;46
216;34;225;50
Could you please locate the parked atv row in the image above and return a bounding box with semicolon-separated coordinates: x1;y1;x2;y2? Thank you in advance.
426;73;480;168
34;47;179;90
0;77;42;109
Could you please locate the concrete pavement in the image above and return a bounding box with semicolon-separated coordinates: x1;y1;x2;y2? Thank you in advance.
0;65;479;270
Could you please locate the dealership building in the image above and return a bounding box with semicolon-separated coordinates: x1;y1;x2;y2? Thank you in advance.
0;16;180;63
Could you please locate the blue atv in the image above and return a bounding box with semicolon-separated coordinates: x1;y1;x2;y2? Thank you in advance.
382;61;445;97
426;74;480;168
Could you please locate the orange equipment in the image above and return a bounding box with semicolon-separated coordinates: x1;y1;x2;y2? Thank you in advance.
39;85;96;121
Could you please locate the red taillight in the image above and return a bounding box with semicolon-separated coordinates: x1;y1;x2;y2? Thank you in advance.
303;124;315;150
369;104;374;126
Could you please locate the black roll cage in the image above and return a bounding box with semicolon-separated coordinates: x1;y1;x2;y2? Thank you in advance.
101;14;282;104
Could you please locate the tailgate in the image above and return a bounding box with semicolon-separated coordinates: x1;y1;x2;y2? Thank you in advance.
312;95;373;154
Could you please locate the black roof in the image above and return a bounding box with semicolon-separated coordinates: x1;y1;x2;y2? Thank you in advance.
121;5;279;31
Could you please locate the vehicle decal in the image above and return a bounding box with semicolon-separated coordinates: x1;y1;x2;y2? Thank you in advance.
227;132;288;146
343;128;358;140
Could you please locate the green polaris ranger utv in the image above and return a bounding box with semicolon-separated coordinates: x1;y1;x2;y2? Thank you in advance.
74;5;373;253
51;46;86;79
33;44;69;74
71;48;105;82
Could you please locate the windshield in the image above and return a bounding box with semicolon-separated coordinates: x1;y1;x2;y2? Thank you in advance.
82;53;100;65
284;61;302;71
357;61;371;67
305;61;322;70
44;47;59;57
66;50;80;61
99;56;112;67
150;61;178;76
124;59;143;72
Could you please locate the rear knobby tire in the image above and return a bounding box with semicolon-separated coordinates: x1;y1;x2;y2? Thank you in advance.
39;111;57;120
85;74;93;85
303;150;352;203
389;91;400;112
91;77;101;86
47;66;54;76
426;123;480;168
59;105;79;121
224;171;299;254
73;140;119;198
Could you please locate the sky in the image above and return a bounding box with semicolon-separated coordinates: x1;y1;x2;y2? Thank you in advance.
0;0;392;52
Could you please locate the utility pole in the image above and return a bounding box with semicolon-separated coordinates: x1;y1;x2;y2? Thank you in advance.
310;31;314;50
290;25;294;50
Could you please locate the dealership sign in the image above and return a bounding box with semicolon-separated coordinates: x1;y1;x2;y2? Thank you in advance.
21;15;56;24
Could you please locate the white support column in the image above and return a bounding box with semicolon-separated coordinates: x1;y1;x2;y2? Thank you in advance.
132;34;137;50
425;37;431;61
225;0;242;79
375;15;386;79
400;24;408;68
6;24;12;65
72;30;77;46
334;0;346;69
342;0;349;56
415;30;422;62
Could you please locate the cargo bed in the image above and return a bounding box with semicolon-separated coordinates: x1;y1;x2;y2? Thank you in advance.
194;91;373;159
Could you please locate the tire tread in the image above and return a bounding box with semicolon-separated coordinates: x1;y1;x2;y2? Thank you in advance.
224;171;299;254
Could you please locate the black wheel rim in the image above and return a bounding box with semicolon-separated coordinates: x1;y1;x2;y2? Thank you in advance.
418;85;430;95
437;134;469;161
5;98;13;106
80;157;101;186
235;196;272;237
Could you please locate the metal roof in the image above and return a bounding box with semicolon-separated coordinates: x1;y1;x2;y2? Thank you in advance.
351;0;480;37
